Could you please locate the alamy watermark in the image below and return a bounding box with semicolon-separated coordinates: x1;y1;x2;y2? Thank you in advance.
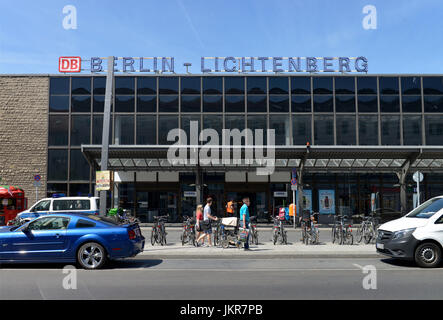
62;265;77;290
62;5;77;30
354;264;377;290
362;5;377;30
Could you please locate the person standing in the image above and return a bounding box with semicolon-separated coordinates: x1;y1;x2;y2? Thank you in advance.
239;197;251;250
226;198;235;216
197;197;218;246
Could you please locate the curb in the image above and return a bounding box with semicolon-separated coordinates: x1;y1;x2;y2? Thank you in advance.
137;253;382;259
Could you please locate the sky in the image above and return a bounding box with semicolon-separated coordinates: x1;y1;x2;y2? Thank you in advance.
1;0;443;74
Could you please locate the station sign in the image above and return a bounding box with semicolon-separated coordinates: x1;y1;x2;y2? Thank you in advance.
59;56;81;72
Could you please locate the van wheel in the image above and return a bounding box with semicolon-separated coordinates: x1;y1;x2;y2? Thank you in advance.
415;242;441;268
77;242;107;269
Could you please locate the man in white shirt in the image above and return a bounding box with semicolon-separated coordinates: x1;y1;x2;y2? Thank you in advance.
197;197;218;246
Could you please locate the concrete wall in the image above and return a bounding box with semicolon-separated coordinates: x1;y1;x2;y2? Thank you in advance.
0;76;48;202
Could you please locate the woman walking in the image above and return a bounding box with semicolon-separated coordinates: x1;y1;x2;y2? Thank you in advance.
195;205;204;246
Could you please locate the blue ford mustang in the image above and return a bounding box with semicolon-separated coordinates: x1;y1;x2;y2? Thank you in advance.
0;213;145;269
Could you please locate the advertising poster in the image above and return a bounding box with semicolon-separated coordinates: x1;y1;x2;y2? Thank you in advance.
96;170;111;191
296;189;312;215
319;189;335;214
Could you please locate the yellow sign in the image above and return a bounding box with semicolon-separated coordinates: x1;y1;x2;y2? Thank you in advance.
96;171;111;191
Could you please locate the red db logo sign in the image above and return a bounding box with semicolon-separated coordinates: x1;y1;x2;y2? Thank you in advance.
59;57;81;72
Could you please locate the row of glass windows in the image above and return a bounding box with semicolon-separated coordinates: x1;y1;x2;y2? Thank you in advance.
49;94;443;113
50;76;443;96
49;114;443;147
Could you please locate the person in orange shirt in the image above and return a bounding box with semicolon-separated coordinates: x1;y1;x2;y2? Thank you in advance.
289;202;296;225
226;198;235;216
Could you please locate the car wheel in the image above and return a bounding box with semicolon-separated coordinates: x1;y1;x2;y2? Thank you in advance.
415;242;442;268
77;242;107;270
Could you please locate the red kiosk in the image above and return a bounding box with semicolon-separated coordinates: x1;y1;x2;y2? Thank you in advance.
0;185;27;225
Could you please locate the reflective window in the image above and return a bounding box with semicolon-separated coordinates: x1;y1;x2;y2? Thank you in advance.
247;115;267;145
358;95;378;112
70;149;90;181
247;77;266;94
71;115;91;146
247;95;266;113
380;95;400;113
426;116;443;145
28;216;70;231
92;115;112;145
158;116;179;144
158;95;178;112
226;95;245;112
181;77;201;94
181;115;200;143
69;184;90;197
335;77;355;94
136;115;156;145
93;77;106;95
403;115;422;145
336;116;356;145
313;77;332;94
293;115;312;145
225;77;244;94
269;96;289;112
203;77;222;94
137;77;157;94
137;95;156;112
47;183;67;197
358;115;378;145
203;115;223;139
381;115;400;145
335;95;355;112
49;115;68;146
314;115;334;145
71;77;91;95
71;95;91;112
291;77;311;94
313;95;333;112
379;77;399;95
93;95;105;112
159;77;178;94
225;115;245;131
203;96;222;112
115;77;135;94
357;77;377;94
114;115;134;144
181;95;201;112
424;96;443;112
269;77;288;94
401;77;421;95
292;95;311;112
50;78;69;95
402;96;422;113
49;95;69;112
423;77;443;95
269;115;290;145
48;149;68;181
115;95;135;112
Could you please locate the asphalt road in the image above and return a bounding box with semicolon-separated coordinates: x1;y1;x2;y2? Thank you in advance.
1;257;443;300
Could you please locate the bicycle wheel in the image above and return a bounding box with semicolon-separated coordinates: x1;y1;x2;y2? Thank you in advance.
273;229;278;245
338;227;344;245
282;231;288;245
347;229;354;245
254;230;259;245
181;230;187;246
150;228;156;246
356;224;364;243
162;229;167;245
364;224;373;244
331;226;337;244
222;234;230;249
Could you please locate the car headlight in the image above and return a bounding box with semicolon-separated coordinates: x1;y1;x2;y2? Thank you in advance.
392;228;416;240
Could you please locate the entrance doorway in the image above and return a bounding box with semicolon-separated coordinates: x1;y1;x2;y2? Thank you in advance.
225;184;269;222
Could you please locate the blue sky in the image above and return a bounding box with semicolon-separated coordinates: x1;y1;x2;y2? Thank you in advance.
1;0;442;74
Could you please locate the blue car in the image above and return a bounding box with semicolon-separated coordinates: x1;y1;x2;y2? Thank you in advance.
0;213;145;269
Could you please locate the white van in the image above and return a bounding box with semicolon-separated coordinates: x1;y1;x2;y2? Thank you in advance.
376;196;443;268
17;196;100;221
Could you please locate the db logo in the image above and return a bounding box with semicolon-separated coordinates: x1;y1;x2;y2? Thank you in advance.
59;57;81;72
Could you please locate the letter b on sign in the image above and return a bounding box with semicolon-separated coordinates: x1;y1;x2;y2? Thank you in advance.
59;57;81;72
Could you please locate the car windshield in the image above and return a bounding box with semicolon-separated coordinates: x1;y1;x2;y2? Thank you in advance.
406;198;443;219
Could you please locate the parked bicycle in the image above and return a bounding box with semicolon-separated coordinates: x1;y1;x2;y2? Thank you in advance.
248;216;259;245
300;211;319;245
331;214;353;245
212;218;222;247
272;216;288;245
151;215;168;246
356;212;379;244
181;215;196;246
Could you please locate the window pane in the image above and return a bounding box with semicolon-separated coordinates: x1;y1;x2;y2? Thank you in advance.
115;77;135;94
225;77;244;94
335;95;355;112
159;77;178;94
401;77;421;95
226;95;245;112
136;115;156;145
71;115;91;146
158;116;179;144
359;115;378;145
137;95;156;112
50;78;69;95
293;115;312;145
380;95;400;112
269;96;289;112
69;183;90;196
115;95;135;112
247;115;267;145
314;115;334;145
92;115;112;145
313;95;333;112
181;77;201;94
336;116;356;145
402;95;422;113
158;95;178;112
292;95;311;112
424;95;443;112
403;115;422;145
47;183;67;197
181;115;200;143
357;77;377;94
70;149;90;181
203;115;222;139
48;149;68;180
269;77;288;94
71;95;91;112
423;77;443;94
137;77;157;94
358;95;377;112
291;77;311;94
381;115;400;145
49;115;68;146
71;77;91;95
114;115;134;144
335;77;355;94
93;77;106;95
93;95;105;112
425;116;443;145
181;95;201;112
269;115;290;145
379;77;399;95
50;95;69;112
225;115;245;131
313;77;332;94
203;77;222;94
203;95;222;112
247;77;266;94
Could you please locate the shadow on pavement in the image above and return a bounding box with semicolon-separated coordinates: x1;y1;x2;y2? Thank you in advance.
379;258;431;268
0;259;164;270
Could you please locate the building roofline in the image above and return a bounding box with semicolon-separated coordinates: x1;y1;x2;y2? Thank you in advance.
2;73;443;77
